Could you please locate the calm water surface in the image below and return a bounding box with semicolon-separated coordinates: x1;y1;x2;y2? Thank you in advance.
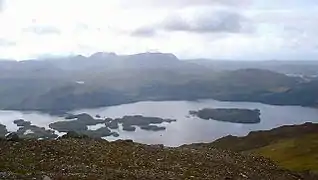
1;99;318;146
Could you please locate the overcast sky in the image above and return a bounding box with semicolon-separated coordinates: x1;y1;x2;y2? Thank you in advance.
0;0;318;60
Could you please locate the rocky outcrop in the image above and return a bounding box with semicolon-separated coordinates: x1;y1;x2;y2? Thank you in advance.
0;123;8;138
13;119;57;139
5;132;19;141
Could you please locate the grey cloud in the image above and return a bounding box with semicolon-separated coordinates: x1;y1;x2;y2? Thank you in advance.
164;11;247;33
131;27;156;37
120;0;249;9
23;25;61;35
132;9;251;37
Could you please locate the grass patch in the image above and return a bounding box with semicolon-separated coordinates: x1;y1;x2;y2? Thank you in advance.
253;133;318;172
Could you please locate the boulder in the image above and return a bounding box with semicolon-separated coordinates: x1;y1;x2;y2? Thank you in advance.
60;131;89;139
5;132;20;141
13;119;31;127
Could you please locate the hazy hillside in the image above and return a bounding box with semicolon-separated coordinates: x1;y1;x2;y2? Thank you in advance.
0;52;316;112
188;60;318;76
259;80;318;106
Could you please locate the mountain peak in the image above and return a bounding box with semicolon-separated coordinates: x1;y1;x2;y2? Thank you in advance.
127;52;179;62
90;52;117;59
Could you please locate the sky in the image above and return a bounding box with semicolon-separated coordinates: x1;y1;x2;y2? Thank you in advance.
0;0;318;60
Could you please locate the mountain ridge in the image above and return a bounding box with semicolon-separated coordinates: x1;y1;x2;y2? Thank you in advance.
0;52;316;112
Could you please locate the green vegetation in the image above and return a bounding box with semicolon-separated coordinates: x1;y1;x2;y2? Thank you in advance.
189;108;260;124
254;134;318;172
209;122;318;173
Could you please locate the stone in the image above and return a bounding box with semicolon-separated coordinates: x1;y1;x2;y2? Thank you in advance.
5;132;20;141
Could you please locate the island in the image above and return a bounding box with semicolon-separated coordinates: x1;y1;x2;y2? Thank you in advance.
50;113;106;132
115;115;176;132
104;115;176;132
49;113;116;137
1;114;178;140
140;125;166;131
189;108;261;124
49;114;177;138
13;119;58;139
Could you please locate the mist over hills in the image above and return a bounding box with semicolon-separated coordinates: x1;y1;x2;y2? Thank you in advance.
189;59;318;77
0;52;317;112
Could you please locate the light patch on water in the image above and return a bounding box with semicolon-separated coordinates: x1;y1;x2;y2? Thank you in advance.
0;110;66;132
23;129;34;135
55;131;66;137
76;81;85;84
87;123;106;130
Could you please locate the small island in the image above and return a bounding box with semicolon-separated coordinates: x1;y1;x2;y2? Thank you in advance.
50;113;106;132
13;119;58;139
189;108;261;124
1;114;177;140
49;114;177;138
49;113;116;137
115;115;176;132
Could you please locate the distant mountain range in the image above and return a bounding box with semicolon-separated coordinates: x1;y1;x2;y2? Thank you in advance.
0;52;317;112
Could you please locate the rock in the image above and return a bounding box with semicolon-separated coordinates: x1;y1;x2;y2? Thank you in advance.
116;139;133;143
239;173;248;178
95;114;101;118
0;137;310;180
60;131;89;139
224;177;233;180
112;132;120;137
43;175;52;180
5;132;20;141
16;125;58;140
13;119;32;127
0;124;8;137
149;144;164;149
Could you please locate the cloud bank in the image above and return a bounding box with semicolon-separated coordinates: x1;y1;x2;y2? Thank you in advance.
0;0;317;60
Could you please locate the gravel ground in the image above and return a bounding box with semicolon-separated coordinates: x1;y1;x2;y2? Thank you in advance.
0;139;313;180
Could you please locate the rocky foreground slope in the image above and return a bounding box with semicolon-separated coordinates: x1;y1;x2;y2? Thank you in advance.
0;137;316;180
